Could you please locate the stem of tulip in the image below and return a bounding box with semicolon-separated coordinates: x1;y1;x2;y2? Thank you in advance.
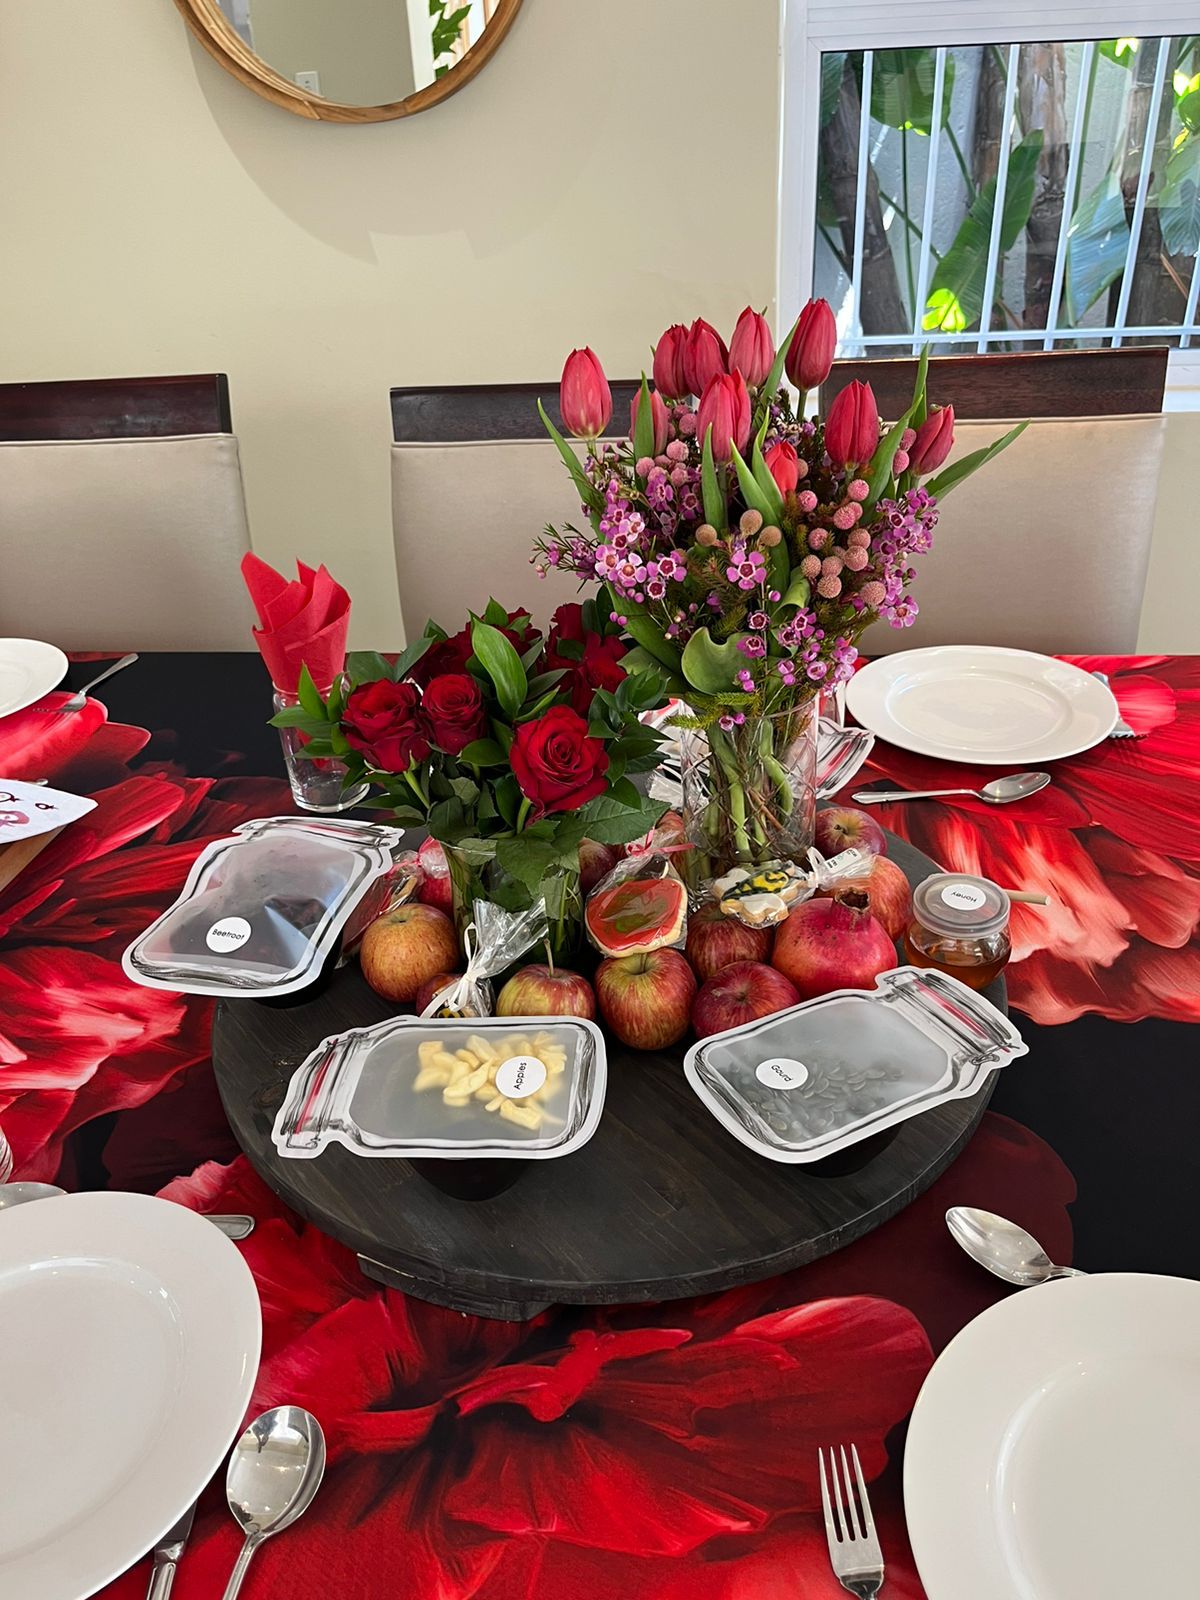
757;720;793;818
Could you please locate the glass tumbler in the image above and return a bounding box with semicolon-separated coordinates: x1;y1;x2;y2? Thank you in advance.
273;682;369;814
0;1124;12;1184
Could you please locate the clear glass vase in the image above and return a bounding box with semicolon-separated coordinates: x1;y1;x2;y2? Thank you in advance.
273;680;369;814
445;840;584;966
680;701;818;881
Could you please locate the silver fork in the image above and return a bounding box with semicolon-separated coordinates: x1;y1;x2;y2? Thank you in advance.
50;653;138;714
1091;670;1139;738
819;1444;885;1599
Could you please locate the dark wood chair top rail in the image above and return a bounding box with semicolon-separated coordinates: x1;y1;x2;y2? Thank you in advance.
820;346;1170;421
0;373;233;441
391;380;642;443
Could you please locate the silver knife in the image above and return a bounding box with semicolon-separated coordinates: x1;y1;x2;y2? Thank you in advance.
146;1501;196;1600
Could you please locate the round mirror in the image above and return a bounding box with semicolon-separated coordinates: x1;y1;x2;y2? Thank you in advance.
175;0;523;121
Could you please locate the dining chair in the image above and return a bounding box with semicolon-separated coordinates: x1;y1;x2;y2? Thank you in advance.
822;348;1169;655
390;381;639;634
0;374;256;651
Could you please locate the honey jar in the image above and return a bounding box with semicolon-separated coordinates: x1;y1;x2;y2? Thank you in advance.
903;873;1011;991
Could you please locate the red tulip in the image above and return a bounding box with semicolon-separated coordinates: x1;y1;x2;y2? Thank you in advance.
560;347;612;439
785;297;837;393
728;307;775;388
764;439;801;494
652;324;689;398
697;372;751;464
909;404;955;474
629;386;670;455
824;379;880;467
683;318;729;397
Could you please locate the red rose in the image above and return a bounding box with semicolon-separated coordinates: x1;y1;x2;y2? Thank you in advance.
546;604;628;715
342;680;431;773
510;706;609;814
422;673;486;755
411;609;542;687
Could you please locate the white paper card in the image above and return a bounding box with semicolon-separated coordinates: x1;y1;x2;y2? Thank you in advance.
0;780;97;843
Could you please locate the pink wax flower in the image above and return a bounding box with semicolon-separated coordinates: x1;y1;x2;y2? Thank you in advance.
785;297;837;392
909;405;956;474
560;348;612;439
697;372;751;463
728;306;775;387
764;439;801;494
653;324;690;399
824;380;880;467
725;546;767;591
629;386;670;455
683;318;729;396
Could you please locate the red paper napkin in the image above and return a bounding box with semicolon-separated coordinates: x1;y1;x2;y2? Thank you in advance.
241;554;351;693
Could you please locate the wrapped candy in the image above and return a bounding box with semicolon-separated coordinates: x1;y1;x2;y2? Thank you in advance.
710;845;876;929
583;827;690;958
420;899;548;1019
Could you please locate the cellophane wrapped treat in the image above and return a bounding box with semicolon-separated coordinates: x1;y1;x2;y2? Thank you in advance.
122;817;411;998
709;844;877;930
419;899;548;1019
583;827;691;958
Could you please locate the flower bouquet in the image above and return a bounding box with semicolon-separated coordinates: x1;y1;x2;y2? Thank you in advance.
272;599;669;961
537;305;1026;895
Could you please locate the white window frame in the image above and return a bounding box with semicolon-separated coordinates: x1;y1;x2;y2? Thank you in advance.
777;1;1200;407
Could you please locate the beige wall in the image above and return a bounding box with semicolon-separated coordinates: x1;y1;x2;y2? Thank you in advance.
246;0;415;106
1137;411;1199;655
0;0;781;647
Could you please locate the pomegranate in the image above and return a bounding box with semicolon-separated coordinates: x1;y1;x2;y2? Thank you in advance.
820;853;911;940
772;896;896;1001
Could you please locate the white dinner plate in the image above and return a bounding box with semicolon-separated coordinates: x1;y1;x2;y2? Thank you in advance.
904;1274;1200;1600
0;1191;261;1600
846;646;1118;764
0;638;68;721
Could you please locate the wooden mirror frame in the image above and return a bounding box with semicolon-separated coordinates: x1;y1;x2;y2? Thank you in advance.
173;0;524;122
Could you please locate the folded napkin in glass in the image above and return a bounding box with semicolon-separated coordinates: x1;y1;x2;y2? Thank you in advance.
122;816;411;998
684;967;1025;1163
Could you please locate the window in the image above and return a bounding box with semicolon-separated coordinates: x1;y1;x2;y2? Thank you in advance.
781;3;1200;392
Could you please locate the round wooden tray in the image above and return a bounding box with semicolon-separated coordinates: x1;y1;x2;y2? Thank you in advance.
212;833;1003;1320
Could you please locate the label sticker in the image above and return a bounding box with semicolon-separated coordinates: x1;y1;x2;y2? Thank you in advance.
495;1054;548;1100
755;1058;809;1091
206;915;252;953
939;882;988;912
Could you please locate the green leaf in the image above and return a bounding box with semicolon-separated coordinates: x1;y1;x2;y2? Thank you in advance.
780;569;811;610
632;373;655;463
1065;170;1130;322
610;775;643;808
923;131;1043;332
1158;137;1200;257
481;598;511;627
732;442;783;528
493;773;521;826
295;664;326;721
538;398;603;515
382;804;426;826
449;776;479;806
268;705;328;733
524;669;568;696
871;47;956;134
681;627;747;695
470;621;527;719
926;420;1029;500
910;343;931;431
495;836;560;895
700;427;728;531
295;739;336;760
612;589;683;673
864;402;916;506
346;650;391;687
567;793;667;848
1098;38;1139;66
391;633;435;684
1178;84;1200;136
516;688;561;722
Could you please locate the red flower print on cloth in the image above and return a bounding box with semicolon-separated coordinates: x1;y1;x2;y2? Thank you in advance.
0;699;288;1180
841;656;1200;1024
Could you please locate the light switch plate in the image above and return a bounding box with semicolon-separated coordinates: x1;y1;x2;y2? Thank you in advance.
295;69;321;94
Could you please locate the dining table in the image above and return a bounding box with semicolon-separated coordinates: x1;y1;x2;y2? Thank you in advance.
2;648;1197;1600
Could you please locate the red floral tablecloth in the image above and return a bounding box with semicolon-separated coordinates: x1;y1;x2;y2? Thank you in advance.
1;654;1196;1600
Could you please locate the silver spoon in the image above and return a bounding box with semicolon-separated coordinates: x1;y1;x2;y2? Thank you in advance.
853;771;1051;806
53;652;139;715
221;1406;325;1600
0;1184;254;1239
946;1205;1086;1287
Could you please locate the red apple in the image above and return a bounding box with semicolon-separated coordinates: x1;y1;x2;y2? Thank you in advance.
685;901;773;982
416;837;453;915
578;838;619;897
692;961;800;1039
496;963;596;1020
360;902;459;1003
820;853;912;940
414;971;462;1014
814;804;888;859
596;948;696;1052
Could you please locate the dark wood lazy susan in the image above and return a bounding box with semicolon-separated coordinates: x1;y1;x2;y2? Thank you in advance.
212;833;1003;1321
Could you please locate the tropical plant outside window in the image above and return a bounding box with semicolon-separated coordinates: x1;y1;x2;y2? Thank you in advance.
814;36;1200;354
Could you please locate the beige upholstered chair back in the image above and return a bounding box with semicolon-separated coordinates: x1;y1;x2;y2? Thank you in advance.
864;414;1166;655
392;437;592;634
0;433;256;651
